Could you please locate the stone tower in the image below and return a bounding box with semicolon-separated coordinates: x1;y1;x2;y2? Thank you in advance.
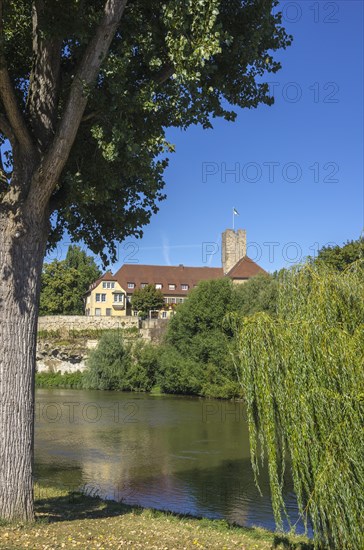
221;229;247;274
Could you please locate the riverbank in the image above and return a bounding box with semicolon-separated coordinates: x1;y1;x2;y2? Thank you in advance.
0;485;313;550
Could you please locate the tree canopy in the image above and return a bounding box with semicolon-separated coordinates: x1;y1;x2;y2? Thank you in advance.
130;283;164;316
1;0;291;263
231;273;278;317
39;245;101;315
310;236;364;271
163;275;278;398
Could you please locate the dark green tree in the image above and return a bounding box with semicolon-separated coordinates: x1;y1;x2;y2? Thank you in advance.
167;278;234;352
130;284;164;317
165;278;241;397
0;0;291;520
311;236;364;271
231;273;278;317
39;245;101;315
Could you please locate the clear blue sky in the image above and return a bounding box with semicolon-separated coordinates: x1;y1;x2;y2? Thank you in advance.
52;1;364;271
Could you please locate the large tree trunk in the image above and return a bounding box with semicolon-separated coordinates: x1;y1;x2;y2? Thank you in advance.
0;204;48;521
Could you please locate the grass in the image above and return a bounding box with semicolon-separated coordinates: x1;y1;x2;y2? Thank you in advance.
0;485;314;550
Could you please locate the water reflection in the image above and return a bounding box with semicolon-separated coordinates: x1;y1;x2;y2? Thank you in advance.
35;389;306;533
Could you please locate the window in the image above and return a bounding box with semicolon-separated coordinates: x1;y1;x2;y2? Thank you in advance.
111;282;115;289
165;297;180;304
103;281;116;289
161;311;167;319
113;293;124;303
141;283;148;288
106;308;112;316
133;310;139;316
128;282;135;289
95;308;101;316
96;293;101;302
168;284;176;290
155;283;162;289
101;294;106;302
181;284;188;291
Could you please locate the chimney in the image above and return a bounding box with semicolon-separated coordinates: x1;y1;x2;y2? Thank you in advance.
221;229;246;274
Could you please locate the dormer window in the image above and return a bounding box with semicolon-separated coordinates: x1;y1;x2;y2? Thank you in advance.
141;283;148;288
155;283;162;289
168;284;176;290
128;282;135;289
181;284;189;291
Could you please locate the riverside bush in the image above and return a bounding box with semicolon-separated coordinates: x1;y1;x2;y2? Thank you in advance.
83;332;156;391
164;279;239;397
229;261;364;549
83;332;132;390
156;346;204;395
35;371;84;389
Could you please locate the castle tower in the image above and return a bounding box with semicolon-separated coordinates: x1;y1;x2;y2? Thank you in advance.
221;229;247;274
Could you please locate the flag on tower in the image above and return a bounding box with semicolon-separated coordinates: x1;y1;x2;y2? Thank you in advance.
232;207;240;229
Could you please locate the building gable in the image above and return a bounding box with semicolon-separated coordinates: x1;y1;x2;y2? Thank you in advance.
226;256;267;280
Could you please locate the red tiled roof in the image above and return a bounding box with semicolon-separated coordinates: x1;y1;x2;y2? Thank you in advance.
86;257;267;297
226;256;267;278
114;264;224;296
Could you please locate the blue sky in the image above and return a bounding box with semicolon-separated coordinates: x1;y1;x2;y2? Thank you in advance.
35;2;364;271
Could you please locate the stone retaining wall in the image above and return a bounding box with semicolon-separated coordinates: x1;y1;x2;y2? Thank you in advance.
38;315;140;334
36;316;167;373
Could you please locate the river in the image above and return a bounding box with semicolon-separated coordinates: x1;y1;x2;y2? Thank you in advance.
35;388;306;533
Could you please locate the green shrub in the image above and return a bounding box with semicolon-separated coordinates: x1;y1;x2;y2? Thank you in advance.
164;280;237;397
35;371;84;389
83;332;132;390
199;363;243;400
156;346;204;395
132;341;160;388
83;332;156;391
231;273;278;317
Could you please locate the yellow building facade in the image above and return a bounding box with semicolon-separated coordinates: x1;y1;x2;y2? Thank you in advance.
85;277;127;317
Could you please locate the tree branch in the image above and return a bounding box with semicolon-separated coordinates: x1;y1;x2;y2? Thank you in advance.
28;0;128;213
0;1;34;152
27;0;62;151
153;63;175;85
0;112;15;146
81;111;100;123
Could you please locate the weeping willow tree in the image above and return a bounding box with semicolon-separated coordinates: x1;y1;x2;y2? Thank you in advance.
229;261;364;549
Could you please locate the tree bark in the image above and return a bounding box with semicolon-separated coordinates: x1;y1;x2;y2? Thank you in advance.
0;198;48;521
0;0;128;521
